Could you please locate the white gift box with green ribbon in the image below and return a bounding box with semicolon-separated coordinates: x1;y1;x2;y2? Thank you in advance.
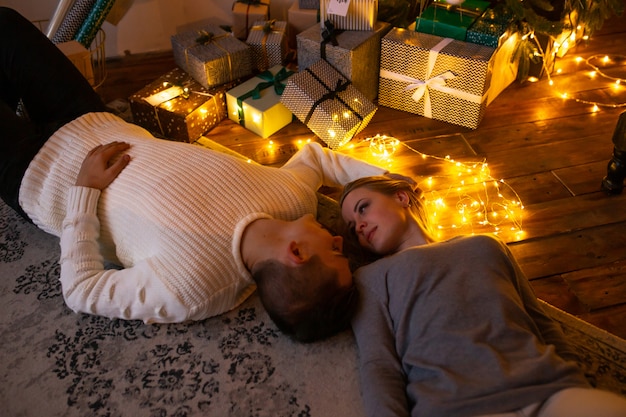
378;28;495;130
226;65;295;138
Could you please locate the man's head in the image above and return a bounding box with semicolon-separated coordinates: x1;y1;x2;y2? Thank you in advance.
251;256;358;343
249;214;357;342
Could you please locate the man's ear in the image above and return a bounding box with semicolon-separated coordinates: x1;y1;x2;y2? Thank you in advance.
287;241;308;265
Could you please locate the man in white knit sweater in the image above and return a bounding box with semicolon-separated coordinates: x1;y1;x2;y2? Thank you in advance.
0;8;386;342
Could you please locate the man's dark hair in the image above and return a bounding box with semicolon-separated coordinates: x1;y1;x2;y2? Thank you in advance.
251;255;358;343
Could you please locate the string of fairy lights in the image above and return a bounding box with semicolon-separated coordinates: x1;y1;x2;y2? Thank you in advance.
346;134;526;242
526;29;626;110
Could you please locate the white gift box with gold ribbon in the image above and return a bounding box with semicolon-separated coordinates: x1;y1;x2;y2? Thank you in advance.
378;28;495;130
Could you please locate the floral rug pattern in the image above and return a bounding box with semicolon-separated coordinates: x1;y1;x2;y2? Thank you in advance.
0;202;360;417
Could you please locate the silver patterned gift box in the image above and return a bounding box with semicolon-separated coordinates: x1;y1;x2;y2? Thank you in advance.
246;20;288;72
280;59;377;149
297;20;391;101
320;0;377;31
171;25;252;89
378;28;495;130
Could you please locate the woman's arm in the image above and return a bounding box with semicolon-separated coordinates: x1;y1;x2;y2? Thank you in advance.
352;277;410;417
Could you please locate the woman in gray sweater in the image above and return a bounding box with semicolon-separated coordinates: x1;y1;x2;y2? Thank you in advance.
340;176;626;417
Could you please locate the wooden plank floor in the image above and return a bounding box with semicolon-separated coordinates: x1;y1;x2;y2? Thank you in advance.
97;12;626;339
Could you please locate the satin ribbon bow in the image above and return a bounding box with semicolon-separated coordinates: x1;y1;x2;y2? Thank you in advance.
304;71;357;126
379;37;483;118
321;20;343;60
195;30;228;45
235;67;294;125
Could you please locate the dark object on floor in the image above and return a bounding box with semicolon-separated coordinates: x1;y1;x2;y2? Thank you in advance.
602;111;626;195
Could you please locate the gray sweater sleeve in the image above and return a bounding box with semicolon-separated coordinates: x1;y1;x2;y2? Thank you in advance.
352;271;410;417
496;239;581;363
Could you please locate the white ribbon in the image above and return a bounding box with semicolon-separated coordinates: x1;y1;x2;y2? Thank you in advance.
380;37;485;118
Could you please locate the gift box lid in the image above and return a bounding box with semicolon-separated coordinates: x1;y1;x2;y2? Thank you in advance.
299;20;390;51
171;25;250;63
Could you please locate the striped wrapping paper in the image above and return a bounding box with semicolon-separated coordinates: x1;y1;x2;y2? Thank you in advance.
74;0;116;48
51;0;97;44
320;0;378;31
45;0;76;38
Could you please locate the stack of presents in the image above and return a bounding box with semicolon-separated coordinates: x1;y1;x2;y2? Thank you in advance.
128;0;576;147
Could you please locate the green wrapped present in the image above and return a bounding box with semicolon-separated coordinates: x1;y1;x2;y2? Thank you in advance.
466;7;514;48
415;0;490;41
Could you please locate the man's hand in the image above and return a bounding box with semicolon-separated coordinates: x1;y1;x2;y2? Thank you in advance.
76;141;131;190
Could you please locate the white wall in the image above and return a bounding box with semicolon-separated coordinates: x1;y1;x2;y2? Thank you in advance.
2;0;294;58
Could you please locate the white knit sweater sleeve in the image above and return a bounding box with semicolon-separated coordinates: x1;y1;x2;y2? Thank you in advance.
281;142;387;189
60;186;189;323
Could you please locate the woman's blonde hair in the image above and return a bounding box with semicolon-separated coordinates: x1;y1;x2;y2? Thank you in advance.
340;175;437;244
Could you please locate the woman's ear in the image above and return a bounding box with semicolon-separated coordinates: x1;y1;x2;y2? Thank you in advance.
396;190;410;207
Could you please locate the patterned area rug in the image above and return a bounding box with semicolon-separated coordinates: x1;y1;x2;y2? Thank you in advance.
1;195;625;416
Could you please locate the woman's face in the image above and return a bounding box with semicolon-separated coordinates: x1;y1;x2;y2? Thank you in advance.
341;186;413;255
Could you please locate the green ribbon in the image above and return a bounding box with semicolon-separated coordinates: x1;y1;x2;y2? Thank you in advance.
235;67;294;126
